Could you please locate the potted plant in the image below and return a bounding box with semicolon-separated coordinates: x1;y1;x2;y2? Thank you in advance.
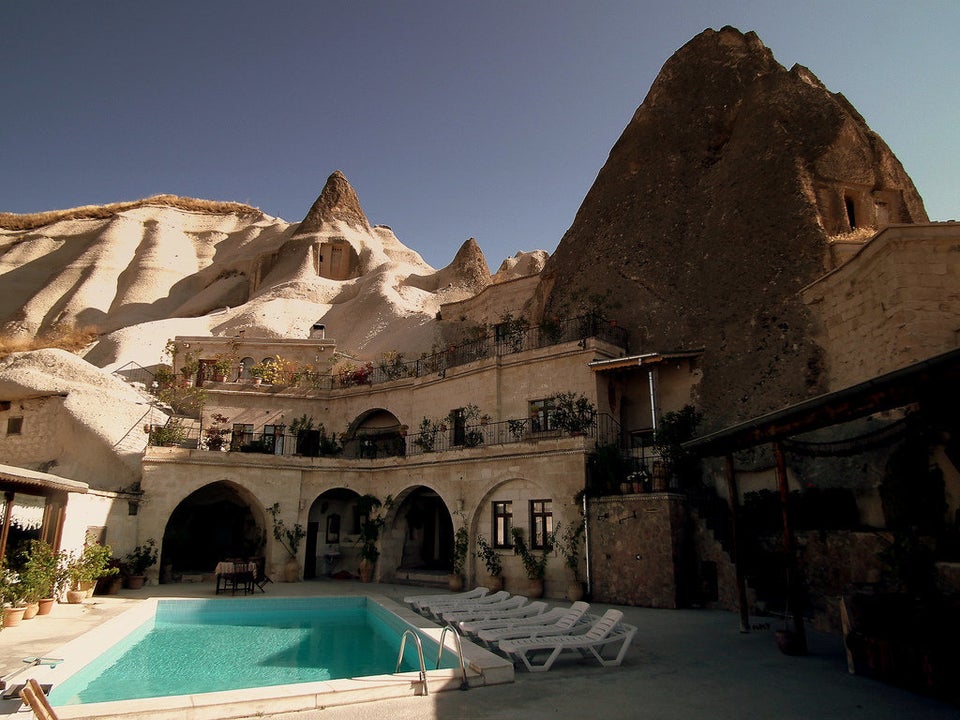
150;418;187;447
204;413;230;451
475;534;504;592
413;417;442;452
355;494;392;582
123;539;158;589
511;527;553;599
450;526;469;591
268;503;305;582
550;391;597;435
554;520;586;601
1;558;28;626
17;540;61;616
210;353;233;382
508;418;526;441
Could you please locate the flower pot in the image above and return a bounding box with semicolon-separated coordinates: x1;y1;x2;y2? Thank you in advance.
36;598;55;616
567;581;584;602
283;558;300;583
66;589;86;604
527;577;544;599
3;606;27;627
486;575;504;593
79;580;95;598
359;559;375;583
22;601;40;620
126;575;146;590
448;574;463;592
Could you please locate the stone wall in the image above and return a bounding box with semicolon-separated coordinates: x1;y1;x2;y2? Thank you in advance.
803;223;960;390
587;494;689;608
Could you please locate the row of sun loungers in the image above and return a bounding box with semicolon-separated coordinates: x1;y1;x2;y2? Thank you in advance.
403;587;636;672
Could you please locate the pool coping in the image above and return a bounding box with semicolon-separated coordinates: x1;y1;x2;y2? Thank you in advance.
20;593;514;720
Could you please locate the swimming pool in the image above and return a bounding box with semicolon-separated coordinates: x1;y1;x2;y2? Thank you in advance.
48;596;449;705
35;593;514;720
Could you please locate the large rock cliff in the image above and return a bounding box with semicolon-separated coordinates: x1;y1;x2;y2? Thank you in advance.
531;26;927;428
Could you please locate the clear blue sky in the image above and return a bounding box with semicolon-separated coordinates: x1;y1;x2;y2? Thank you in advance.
2;1;957;269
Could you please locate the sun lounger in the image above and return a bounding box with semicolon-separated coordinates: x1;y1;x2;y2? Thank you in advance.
416;590;510;618
20;678;59;720
498;609;636;672
438;594;529;622
477;601;591;647
403;586;488;608
458;601;549;634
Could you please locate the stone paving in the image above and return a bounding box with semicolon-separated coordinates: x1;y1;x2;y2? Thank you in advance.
1;580;957;720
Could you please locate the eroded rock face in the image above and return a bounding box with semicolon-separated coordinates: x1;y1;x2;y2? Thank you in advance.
532;26;927;428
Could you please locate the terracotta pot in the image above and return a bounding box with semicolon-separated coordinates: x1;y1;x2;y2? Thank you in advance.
3;606;27;627
486;575;504;593
126;575;146;590
22;602;40;620
79;580;95;598
36;598;55;616
359;559;375;583
527;577;544;599
66;589;86;604
283;558;300;583
567;581;584;602
448;574;463;592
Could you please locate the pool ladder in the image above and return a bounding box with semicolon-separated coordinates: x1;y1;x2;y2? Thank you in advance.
396;625;470;696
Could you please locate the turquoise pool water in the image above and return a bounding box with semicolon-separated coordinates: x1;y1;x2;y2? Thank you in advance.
48;596;449;706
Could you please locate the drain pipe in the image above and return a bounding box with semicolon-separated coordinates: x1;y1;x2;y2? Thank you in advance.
648;368;659;433
582;489;592;598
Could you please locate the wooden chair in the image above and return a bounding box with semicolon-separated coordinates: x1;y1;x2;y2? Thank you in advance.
20;678;58;720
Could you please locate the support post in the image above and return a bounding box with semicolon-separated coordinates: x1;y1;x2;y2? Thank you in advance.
774;441;807;655
724;454;750;633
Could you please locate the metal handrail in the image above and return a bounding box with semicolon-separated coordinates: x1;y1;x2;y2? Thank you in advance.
396;629;429;696
437;624;470;691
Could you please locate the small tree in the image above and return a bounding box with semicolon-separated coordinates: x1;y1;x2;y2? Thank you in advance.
511;527;553;580
551;392;596;434
475;534;503;578
452;526;469;576
267;503;305;559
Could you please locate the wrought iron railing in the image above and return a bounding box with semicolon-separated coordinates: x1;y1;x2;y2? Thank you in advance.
148;412;626;458
234;314;628;391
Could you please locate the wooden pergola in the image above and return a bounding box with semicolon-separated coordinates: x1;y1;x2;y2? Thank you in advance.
0;463;89;560
684;346;960;653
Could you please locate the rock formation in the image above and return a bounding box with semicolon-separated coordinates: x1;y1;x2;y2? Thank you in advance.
0;172;511;366
531;26;928;428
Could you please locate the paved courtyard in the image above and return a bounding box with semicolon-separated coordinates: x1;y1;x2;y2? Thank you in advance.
1;580;956;720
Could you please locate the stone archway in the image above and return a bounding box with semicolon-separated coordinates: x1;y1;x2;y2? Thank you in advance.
343;408;406;459
160;481;266;578
303;488;361;579
385;486;454;581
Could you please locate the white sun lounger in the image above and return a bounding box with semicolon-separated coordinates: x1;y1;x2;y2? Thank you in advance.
404;586;488;608
458;601;549;634
438;595;529;622
498;609;636;672
418;590;511;619
477;601;591;647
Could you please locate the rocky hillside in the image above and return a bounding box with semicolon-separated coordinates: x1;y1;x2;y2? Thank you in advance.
0;172;524;368
530;26;927;429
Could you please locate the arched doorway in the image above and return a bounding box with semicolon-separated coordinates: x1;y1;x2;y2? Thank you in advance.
393;487;454;575
343;408;406;459
161;481;265;577
303;488;361;579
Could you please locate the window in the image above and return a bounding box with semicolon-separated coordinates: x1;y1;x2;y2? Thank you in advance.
231;423;253;450
6;417;23;435
529;398;557;432
530;500;553;549
492;501;513;548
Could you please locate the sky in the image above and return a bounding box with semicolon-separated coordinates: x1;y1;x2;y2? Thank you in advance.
2;1;957;269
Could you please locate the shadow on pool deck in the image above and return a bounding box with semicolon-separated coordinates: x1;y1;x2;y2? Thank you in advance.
1;579;957;720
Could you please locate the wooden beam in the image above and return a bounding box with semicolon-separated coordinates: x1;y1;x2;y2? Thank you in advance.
724;454;750;633
774;441;807;655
